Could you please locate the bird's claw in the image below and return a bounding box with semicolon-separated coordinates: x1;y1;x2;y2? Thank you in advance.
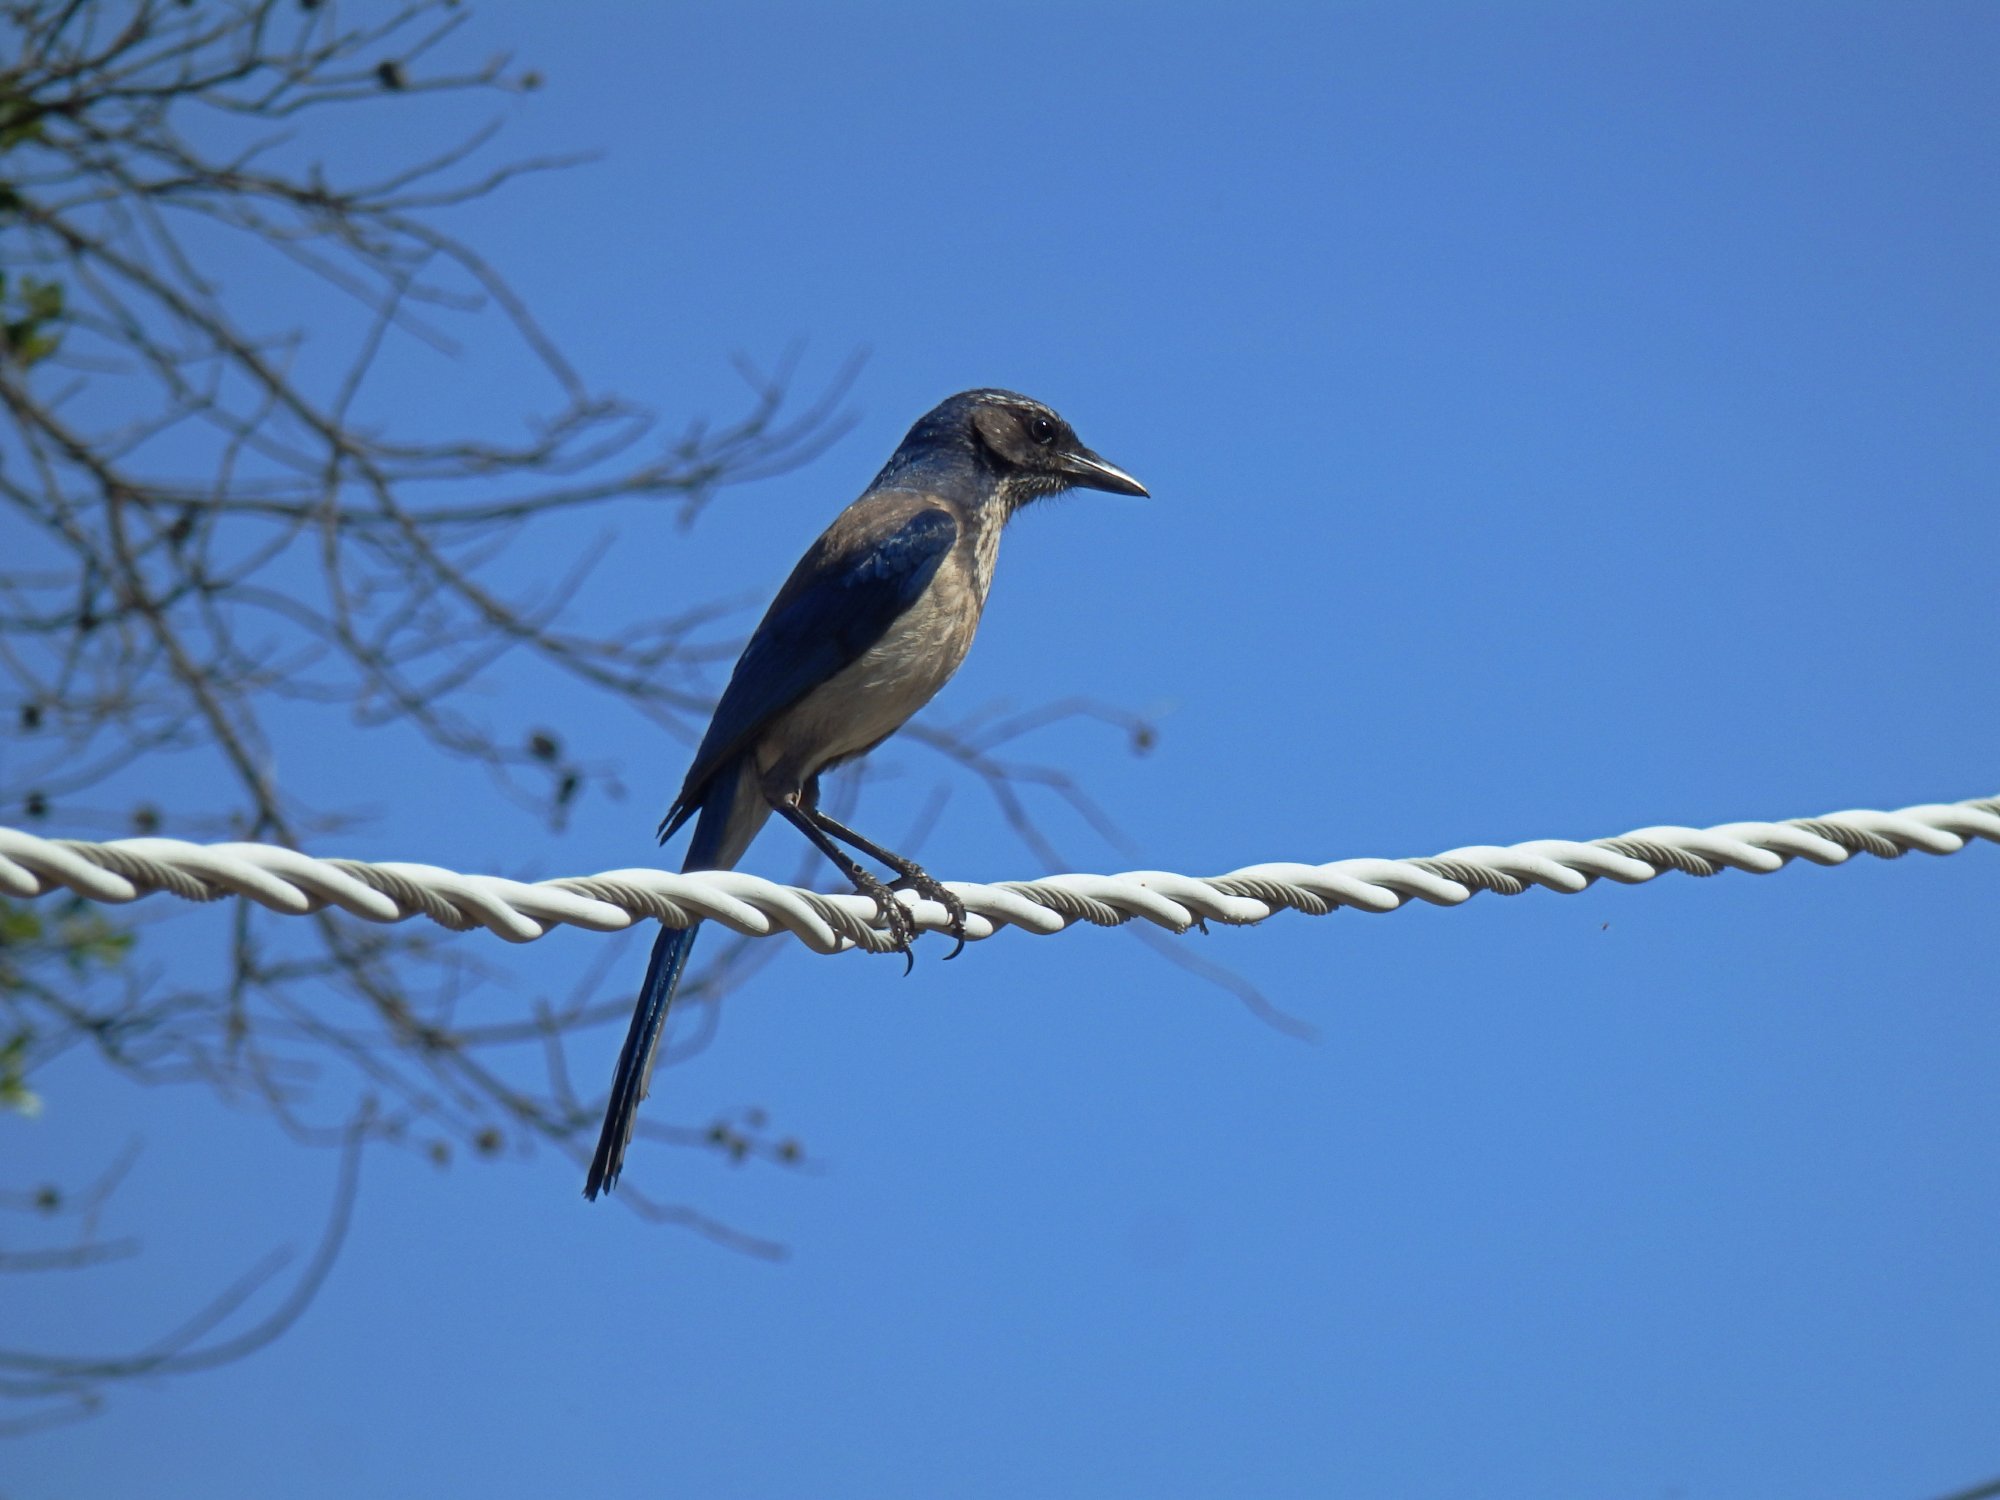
888;871;969;959
855;873;917;973
923;879;969;960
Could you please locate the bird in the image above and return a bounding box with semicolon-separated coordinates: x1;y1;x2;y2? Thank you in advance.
584;389;1148;1199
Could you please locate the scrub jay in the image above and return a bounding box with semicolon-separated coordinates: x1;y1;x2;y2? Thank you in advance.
585;389;1147;1199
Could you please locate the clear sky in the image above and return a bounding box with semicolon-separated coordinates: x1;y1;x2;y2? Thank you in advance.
8;3;1998;1497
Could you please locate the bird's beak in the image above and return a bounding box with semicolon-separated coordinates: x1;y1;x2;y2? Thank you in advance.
1062;446;1149;497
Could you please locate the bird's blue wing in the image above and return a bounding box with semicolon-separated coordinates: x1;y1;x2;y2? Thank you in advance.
660;500;958;840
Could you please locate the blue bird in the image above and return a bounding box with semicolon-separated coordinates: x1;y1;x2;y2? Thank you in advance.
585;389;1147;1199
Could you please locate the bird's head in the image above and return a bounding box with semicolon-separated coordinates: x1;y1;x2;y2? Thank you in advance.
879;389;1148;509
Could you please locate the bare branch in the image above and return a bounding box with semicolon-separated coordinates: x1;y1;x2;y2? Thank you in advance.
0;1112;366;1433
0;0;1179;1431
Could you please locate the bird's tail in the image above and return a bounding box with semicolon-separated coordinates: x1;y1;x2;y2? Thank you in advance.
584;918;700;1200
585;755;762;1201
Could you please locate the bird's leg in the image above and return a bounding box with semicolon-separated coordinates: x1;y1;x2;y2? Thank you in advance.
773;797;917;972
797;782;968;960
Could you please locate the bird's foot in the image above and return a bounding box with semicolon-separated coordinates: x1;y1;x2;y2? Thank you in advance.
853;871;918;974
891;870;968;960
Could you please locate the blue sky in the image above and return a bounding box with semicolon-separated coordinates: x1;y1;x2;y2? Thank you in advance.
7;3;1998;1497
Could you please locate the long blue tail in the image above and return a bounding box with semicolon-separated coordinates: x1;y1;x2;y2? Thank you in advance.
584;919;700;1199
586;758;754;1200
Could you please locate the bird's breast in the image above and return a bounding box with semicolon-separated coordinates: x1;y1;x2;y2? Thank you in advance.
758;542;988;785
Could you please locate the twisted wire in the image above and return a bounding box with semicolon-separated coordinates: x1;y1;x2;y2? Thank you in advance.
0;793;1993;954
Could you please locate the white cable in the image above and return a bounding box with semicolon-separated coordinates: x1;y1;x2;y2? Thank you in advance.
0;793;1993;956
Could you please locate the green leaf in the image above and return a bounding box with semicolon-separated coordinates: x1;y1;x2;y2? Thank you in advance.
0;1031;39;1118
0;93;47;152
21;276;62;321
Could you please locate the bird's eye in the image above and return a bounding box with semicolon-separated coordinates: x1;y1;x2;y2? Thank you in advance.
1027;414;1057;446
